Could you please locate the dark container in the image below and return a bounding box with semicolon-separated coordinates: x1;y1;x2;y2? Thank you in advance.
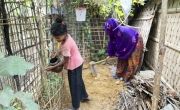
49;56;64;73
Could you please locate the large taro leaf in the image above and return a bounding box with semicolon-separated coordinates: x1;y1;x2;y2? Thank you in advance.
3;107;16;110
0;87;14;107
0;53;4;59
0;87;39;110
0;56;34;76
15;92;39;110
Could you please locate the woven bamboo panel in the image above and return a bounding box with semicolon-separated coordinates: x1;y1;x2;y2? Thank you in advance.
145;4;180;92
133;19;154;46
145;40;159;68
165;13;180;52
144;11;161;68
168;0;180;9
132;3;156;47
161;12;180;91
162;47;180;91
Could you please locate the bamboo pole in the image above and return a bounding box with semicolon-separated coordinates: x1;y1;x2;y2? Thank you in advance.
31;0;46;66
151;0;168;110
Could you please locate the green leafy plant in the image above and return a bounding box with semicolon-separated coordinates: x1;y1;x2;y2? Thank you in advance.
39;73;63;109
91;49;106;61
71;0;90;8
0;87;39;110
42;73;63;100
86;0;145;21
0;56;33;76
133;0;145;5
0;52;39;110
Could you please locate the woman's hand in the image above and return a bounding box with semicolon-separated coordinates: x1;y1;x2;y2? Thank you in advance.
106;56;116;60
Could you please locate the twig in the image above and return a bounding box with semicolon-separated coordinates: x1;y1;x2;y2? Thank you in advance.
122;92;128;109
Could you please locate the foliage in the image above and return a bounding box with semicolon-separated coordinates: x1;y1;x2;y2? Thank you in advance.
0;53;4;59
71;0;90;8
90;49;106;62
0;87;39;110
24;0;32;7
85;0;145;21
41;74;63;105
133;0;145;5
0;52;39;110
0;56;34;76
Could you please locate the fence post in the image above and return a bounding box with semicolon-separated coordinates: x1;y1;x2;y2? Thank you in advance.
151;0;168;110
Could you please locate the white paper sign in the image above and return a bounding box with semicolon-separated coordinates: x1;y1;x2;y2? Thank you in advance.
75;8;87;22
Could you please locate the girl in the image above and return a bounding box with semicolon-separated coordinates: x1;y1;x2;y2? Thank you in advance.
105;18;144;82
46;18;89;110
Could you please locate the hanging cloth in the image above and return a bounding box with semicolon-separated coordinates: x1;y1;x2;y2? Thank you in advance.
120;0;132;19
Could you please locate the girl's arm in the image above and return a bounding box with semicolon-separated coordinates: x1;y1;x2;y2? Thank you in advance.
46;42;71;71
51;56;69;68
46;56;69;71
63;57;69;69
50;50;61;58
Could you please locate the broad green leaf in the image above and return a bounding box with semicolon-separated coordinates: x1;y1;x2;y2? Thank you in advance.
0;87;14;107
3;106;16;110
0;56;34;76
98;49;105;55
15;92;39;110
0;53;4;59
0;105;3;110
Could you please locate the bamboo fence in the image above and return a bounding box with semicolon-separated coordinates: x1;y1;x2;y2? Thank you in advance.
63;3;107;61
0;0;67;109
134;0;180;92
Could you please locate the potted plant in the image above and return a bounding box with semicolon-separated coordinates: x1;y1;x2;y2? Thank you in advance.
72;0;89;21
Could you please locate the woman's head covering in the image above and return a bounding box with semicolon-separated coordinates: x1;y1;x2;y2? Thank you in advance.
104;18;119;38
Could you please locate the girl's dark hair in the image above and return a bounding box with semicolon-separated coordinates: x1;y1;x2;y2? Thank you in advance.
50;16;67;37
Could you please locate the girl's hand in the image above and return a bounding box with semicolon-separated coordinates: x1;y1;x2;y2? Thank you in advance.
45;65;56;71
50;50;62;58
50;51;57;58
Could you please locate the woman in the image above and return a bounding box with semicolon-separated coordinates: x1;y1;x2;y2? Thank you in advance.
46;18;89;110
104;18;144;81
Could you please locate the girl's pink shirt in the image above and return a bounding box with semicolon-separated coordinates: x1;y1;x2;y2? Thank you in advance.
60;34;83;70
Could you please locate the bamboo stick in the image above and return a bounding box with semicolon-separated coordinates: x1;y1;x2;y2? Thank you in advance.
151;0;168;110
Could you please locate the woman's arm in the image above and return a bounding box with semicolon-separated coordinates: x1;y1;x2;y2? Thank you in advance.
107;40;116;57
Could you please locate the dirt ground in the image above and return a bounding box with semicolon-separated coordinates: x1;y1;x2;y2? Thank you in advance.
79;64;124;110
